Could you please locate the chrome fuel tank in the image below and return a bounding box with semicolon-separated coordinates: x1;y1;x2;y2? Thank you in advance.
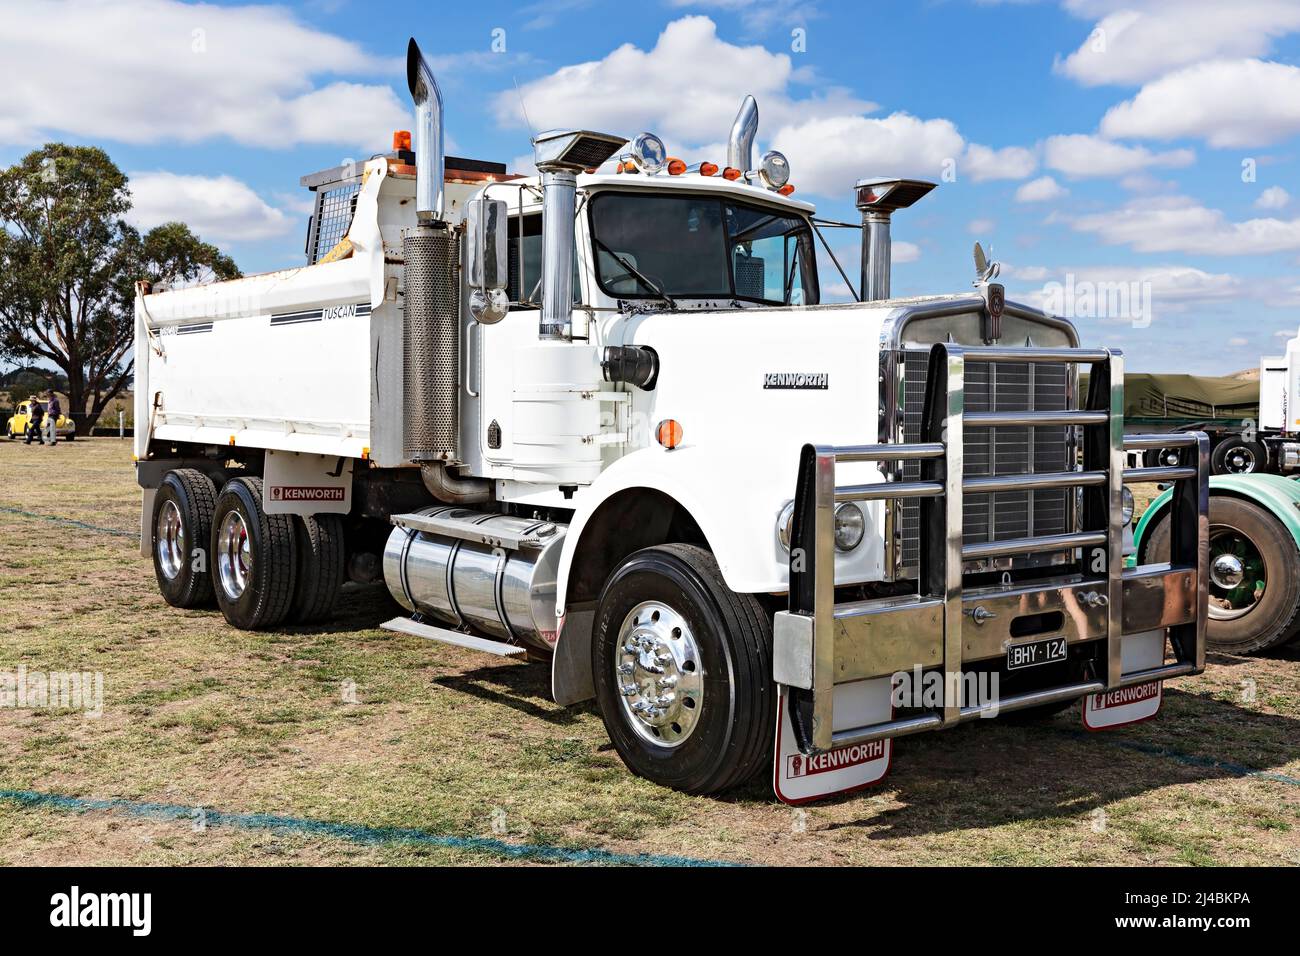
383;507;566;649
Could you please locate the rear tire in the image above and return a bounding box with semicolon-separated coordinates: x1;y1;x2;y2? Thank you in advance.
151;469;218;609
1143;496;1300;653
592;544;775;795
211;477;297;630
1212;437;1265;475
288;514;346;624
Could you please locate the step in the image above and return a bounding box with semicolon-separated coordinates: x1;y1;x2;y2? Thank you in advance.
380;617;527;657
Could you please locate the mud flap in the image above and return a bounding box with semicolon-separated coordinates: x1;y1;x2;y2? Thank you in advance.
1082;680;1162;729
1082;629;1165;730
774;677;892;805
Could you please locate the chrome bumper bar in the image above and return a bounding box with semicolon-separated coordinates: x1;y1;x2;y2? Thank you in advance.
775;344;1210;754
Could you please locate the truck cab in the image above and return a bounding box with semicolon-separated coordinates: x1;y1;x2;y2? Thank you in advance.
132;38;1211;803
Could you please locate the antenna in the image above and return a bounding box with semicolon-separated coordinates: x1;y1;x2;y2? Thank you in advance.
514;76;537;141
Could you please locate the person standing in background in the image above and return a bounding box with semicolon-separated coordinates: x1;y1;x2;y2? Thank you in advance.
43;389;61;445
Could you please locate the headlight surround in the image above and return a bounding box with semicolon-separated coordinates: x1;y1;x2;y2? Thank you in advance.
777;501;795;552
776;501;867;552
833;502;865;552
1121;486;1135;526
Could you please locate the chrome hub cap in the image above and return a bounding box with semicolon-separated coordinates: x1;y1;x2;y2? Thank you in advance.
1211;553;1245;590
216;511;252;601
1208;525;1265;621
155;500;185;581
615;601;703;748
1225;448;1256;473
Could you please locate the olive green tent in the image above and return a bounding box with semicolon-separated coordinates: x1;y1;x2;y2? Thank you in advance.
1081;372;1259;421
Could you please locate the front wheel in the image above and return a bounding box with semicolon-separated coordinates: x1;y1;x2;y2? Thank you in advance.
592;544;775;795
1143;496;1300;653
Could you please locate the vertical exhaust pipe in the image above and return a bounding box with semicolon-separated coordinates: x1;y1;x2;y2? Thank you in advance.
407;38;444;222
532;129;625;340
727;95;759;173
403;38;459;465
854;178;936;301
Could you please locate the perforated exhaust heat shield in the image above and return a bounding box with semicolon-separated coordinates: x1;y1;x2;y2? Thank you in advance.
403;224;460;462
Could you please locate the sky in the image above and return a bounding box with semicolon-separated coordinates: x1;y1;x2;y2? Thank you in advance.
3;0;1300;374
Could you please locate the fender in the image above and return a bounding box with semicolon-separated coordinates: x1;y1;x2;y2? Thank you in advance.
1135;473;1300;556
549;442;887;704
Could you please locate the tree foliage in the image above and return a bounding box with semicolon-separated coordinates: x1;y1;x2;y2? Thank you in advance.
0;144;239;433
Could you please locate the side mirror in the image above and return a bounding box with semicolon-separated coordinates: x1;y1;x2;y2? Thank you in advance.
467;194;509;324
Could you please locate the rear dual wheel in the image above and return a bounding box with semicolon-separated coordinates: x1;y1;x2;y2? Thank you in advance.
211;477;298;630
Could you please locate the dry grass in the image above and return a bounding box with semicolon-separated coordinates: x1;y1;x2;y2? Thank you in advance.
0;438;1297;866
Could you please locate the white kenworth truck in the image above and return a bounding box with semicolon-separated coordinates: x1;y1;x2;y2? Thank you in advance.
134;39;1210;802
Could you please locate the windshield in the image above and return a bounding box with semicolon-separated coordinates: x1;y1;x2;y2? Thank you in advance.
588;191;819;306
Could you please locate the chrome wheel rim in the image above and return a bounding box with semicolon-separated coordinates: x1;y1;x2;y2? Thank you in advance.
615;601;704;748
216;511;252;601
1208;524;1265;621
1223;446;1258;474
155;500;186;581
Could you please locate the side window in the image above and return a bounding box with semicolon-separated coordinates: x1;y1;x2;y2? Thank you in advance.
506;213;581;308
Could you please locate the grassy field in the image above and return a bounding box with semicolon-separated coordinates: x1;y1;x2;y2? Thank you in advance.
0;438;1297;866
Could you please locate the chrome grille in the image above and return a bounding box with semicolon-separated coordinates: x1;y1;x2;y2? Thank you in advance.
900;350;1070;569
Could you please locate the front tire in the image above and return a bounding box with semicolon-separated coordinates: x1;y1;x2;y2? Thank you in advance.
151;469;218;608
1143;496;1300;653
592;544;775;795
211;477;297;630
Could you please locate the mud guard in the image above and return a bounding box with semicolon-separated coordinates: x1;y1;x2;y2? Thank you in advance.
774;677;892;805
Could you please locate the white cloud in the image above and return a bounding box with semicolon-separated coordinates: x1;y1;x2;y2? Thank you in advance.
1068;194;1300;255
1100;58;1300;148
892;241;922;263
1256;186;1292;210
968;219;996;236
962;143;1037;182
498;17;872;149
1011;263;1243;315
1056;0;1300;86
501;16;1025;197
128;171;291;242
1015;176;1068;203
771;113;963;196
1043;134;1194;179
667;0;822;35
0;0;408;150
1228;337;1249;346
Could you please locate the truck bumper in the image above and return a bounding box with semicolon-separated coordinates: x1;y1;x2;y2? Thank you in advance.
774;343;1210;754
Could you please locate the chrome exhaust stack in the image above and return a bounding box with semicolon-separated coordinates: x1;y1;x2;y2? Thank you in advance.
406;38;444;222
532;130;624;340
727;95;759;173
402;38;461;466
854;178;935;302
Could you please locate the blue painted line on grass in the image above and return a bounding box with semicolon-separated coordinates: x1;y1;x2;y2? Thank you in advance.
0;506;134;539
0;789;736;866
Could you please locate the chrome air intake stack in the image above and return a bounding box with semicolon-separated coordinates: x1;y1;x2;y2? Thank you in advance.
403;38;459;463
532;129;625;340
854;178;935;301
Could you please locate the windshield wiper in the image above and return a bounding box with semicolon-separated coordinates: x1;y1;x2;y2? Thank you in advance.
591;235;677;309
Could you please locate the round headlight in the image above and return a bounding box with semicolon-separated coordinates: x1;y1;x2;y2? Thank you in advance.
630;132;667;174
833;502;865;552
777;501;795;552
759;150;790;189
1122;486;1135;526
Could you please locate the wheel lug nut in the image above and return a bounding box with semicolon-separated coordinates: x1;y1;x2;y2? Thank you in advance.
620;683;637;696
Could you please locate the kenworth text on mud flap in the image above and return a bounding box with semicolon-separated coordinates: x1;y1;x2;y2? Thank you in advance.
132;38;1211;803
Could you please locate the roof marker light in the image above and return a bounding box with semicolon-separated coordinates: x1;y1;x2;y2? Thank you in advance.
721;166;742;181
656;419;684;450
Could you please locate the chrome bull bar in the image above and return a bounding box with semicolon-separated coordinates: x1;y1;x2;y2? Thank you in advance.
775;342;1210;754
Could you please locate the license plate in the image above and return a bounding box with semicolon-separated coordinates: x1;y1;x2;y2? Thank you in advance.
1006;636;1068;670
